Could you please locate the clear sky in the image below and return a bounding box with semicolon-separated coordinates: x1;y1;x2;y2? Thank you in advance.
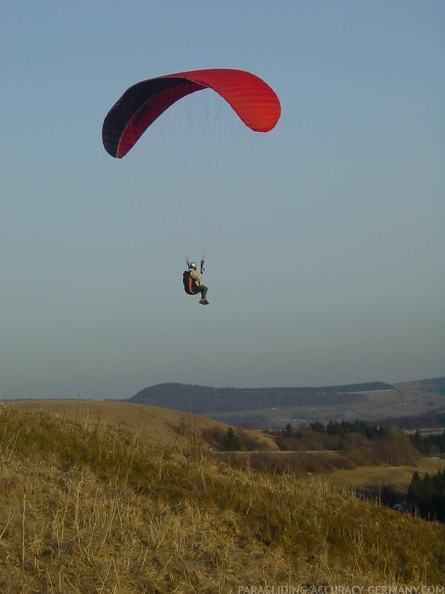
1;0;444;400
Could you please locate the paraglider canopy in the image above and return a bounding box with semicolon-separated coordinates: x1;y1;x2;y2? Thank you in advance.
102;68;281;159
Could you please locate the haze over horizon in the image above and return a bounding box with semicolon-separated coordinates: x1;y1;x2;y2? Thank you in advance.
2;1;444;401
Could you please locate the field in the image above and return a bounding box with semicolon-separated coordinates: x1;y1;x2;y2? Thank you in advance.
327;457;445;496
0;401;444;592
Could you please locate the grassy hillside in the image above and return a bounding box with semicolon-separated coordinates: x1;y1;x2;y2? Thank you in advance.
9;399;278;451
0;403;444;592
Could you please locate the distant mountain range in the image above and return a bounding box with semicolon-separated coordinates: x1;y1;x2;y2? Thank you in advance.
122;378;445;428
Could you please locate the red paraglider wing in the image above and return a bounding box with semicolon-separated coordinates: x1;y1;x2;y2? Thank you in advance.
102;68;281;158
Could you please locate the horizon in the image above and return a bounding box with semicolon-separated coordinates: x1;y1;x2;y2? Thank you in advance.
3;375;444;402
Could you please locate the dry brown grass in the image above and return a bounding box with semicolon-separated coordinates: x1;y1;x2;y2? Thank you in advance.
9;399;278;452
0;403;444;592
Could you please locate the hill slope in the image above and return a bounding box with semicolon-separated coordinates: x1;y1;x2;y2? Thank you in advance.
0;402;444;592
8;399;278;450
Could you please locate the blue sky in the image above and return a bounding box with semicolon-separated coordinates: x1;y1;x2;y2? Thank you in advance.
1;0;444;400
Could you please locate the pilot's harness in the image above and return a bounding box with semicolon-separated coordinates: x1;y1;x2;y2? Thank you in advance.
183;260;205;295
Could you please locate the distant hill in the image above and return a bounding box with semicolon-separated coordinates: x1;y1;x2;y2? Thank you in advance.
127;381;392;412
125;381;392;426
396;376;445;397
125;378;445;428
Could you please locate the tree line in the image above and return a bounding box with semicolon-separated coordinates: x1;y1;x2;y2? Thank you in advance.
409;429;445;454
407;470;445;522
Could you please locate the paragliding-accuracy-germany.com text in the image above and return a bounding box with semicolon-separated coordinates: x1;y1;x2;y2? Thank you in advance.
236;586;445;594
